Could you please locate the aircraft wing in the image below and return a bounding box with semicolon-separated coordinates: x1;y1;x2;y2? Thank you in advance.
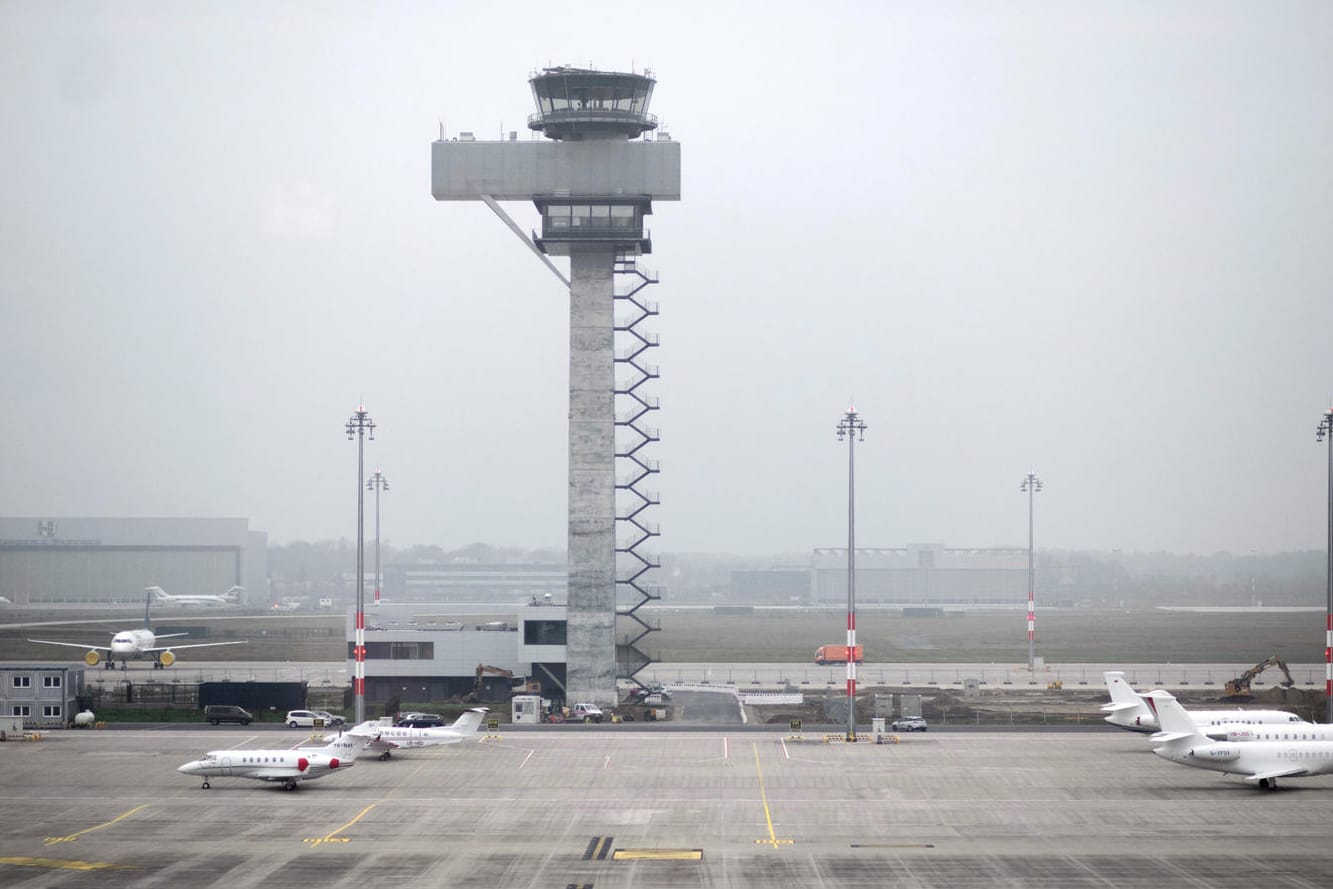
1243;767;1309;784
27;638;112;652
153;633;192;640
141;640;249;653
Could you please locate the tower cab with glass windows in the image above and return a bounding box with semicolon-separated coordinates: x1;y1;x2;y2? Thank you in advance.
527;68;659;257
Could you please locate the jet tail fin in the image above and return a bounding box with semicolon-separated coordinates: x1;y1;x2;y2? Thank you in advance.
319;731;373;761
449;707;489;736
1144;691;1207;745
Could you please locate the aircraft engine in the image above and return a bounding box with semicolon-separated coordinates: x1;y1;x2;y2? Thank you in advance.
84;650;101;666
159;650;176;667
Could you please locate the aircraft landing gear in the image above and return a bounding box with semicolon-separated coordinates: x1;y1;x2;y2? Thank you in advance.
283;779;298;791
378;751;391;761
201;781;210;789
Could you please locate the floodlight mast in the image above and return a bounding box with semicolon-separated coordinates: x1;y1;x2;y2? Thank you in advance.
345;406;375;724
1020;472;1042;673
1318;408;1333;724
837;406;866;742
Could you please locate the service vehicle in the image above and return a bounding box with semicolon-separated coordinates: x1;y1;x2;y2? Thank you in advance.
204;705;253;725
570;703;604;723
814;644;864;665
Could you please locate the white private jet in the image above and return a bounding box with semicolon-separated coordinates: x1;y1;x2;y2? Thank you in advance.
1146;690;1333;791
334;708;488;760
1101;671;1307;736
177;732;371;791
27;592;248;670
147;585;243;607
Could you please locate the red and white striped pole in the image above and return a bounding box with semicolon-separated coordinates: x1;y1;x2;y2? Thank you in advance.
1021;472;1042;674
346;405;375;725
1319;408;1333;723
837;405;866;742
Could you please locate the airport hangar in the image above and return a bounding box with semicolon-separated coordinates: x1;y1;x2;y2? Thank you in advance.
0;517;267;606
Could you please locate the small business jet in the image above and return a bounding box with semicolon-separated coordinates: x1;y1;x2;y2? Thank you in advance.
334;708;488;760
1101;671;1306;736
27;592;248;669
1146;690;1333;790
178;732;371;791
146;585;243;607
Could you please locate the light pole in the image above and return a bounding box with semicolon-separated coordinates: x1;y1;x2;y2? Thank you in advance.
1020;472;1043;673
367;469;389;607
837;405;866;742
1317;408;1333;723
346;405;375;724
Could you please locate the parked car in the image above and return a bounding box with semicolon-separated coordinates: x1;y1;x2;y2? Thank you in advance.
286;709;339;728
203;705;253;726
312;710;345;727
628;684;670;702
395;712;445;728
892;716;928;732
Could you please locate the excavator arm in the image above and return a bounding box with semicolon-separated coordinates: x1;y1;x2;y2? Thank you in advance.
1225;655;1295;696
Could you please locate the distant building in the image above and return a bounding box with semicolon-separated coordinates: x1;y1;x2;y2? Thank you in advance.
0;517;266;606
809;545;1028;606
384;562;566;604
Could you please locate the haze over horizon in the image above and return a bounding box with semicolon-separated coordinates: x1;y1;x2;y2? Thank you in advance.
3;3;1331;557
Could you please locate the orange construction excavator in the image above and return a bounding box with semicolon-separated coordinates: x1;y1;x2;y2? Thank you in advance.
1224;655;1295;698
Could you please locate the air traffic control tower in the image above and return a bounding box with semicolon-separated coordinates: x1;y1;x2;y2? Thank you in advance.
431;68;680;707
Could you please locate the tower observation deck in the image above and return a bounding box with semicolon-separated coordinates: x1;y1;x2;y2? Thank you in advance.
431;68;680;708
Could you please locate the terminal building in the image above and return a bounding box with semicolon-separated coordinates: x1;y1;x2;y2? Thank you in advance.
0;517;267;606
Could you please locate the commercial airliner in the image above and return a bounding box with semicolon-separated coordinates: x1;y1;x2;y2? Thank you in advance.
1101;671;1306;736
1147;690;1333;790
27;592;248;669
178;732;371;791
334;708;488;760
147;585;243;607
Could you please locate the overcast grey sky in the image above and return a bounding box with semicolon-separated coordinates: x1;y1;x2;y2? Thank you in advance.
2;2;1331;557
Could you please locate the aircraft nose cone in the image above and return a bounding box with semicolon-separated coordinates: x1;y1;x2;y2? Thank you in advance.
177;761;200;774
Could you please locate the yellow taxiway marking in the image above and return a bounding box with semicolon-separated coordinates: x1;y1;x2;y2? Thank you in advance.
751;743;794;848
43;804;149;846
0;856;133;871
612;849;703;861
303;804;377;846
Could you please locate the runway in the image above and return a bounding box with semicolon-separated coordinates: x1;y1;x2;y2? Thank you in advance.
2;725;1331;888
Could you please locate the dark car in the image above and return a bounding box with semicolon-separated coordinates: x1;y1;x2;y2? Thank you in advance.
204;705;253;726
395;712;445;728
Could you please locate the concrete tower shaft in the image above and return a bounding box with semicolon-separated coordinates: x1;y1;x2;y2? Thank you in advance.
431;68;679;708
